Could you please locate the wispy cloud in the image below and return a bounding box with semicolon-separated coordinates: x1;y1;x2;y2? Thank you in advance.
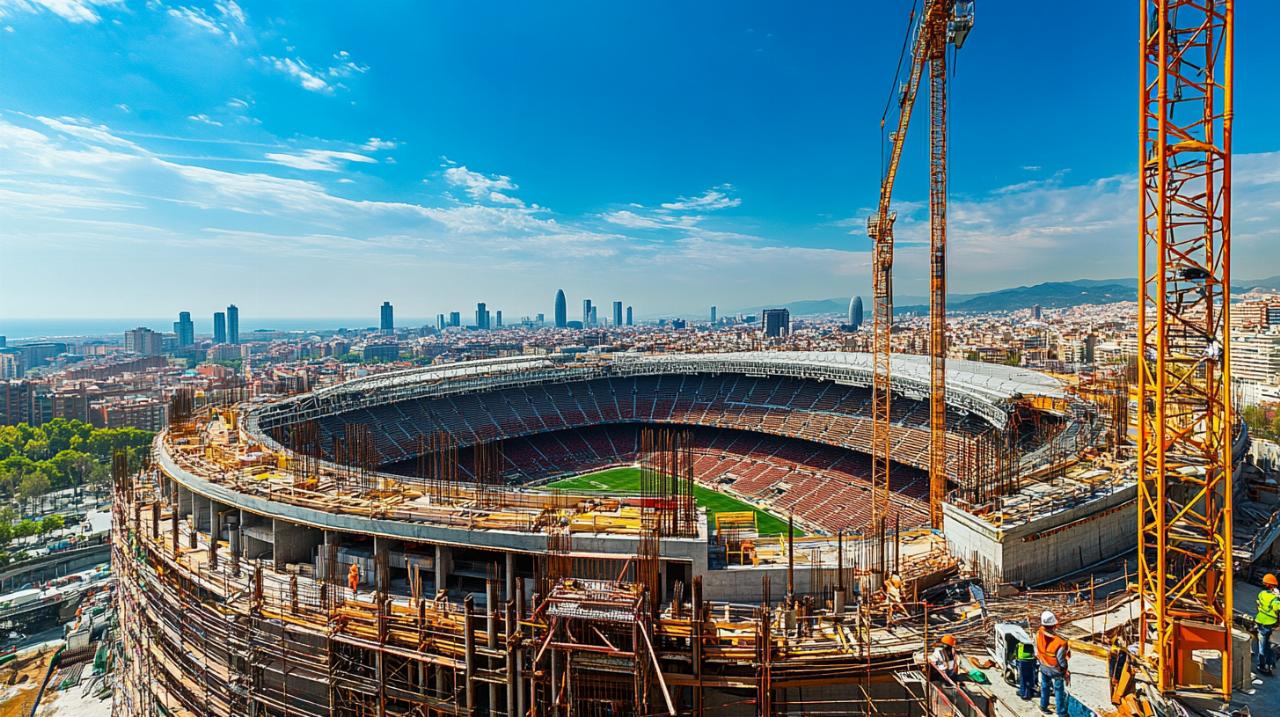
660;185;741;211
264;149;377;172
187;113;224;127
0;0;122;24
602;183;740;231
166;1;246;45
261;50;369;94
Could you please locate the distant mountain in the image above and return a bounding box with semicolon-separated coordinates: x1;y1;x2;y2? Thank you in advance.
735;275;1280;319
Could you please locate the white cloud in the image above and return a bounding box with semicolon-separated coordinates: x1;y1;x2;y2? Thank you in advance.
328;50;368;78
443;165;519;202
264;149;377;172
660;186;741;212
187;113;224;127
166;0;245;45
0;0;122;24
263;56;329;93
262;50;369;94
226;98;251;110
114;103;129;113
605;184;741;231
361;137;396;151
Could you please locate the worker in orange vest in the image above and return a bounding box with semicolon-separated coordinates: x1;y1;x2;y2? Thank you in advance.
928;634;961;682
1036;610;1070;717
347;562;360;594
884;572;909;619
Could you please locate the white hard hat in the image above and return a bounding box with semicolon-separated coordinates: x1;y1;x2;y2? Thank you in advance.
1041;610;1058;627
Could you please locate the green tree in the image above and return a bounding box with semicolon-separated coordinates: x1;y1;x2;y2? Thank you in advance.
39;514;64;536
17;472;51;513
12;520;37;540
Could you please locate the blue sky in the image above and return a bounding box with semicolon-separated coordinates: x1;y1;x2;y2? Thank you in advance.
0;1;1277;320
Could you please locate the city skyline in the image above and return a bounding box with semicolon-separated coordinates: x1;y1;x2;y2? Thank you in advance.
1;3;1278;320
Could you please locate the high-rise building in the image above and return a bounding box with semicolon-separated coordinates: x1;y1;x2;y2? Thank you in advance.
0;335;6;347
0;353;20;379
762;309;790;338
0;380;38;425
449;312;461;327
612;301;623;327
213;312;227;344
847;296;864;331
1032;304;1043;320
174;311;195;347
554;289;568;328
536;313;545;324
710;306;717;324
626;306;633;326
227;304;240;344
475;303;488;330
495;311;503;328
437;314;447;330
124;327;164;356
582;299;593;327
381;301;394;334
590;306;597;327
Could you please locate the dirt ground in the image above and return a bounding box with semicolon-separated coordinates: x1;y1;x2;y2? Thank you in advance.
0;646;58;717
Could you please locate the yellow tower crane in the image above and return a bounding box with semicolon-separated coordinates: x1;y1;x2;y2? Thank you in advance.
1136;0;1235;699
868;0;973;536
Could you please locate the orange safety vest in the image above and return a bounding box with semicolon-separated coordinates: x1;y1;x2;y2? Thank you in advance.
1035;628;1068;669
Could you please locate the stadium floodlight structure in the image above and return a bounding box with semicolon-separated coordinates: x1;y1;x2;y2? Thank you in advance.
1136;0;1234;698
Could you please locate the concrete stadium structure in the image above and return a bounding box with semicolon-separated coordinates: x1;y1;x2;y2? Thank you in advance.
114;351;1140;717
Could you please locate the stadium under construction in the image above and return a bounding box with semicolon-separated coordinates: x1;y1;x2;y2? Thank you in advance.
110;350;1262;716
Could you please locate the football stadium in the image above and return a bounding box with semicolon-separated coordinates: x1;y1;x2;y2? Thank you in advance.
107;349;1203;716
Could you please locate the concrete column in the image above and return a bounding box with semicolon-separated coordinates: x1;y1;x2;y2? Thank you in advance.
505;552;515;602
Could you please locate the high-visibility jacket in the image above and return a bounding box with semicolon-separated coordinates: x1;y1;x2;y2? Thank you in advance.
1259;590;1280;627
1036;628;1069;672
1016;641;1035;661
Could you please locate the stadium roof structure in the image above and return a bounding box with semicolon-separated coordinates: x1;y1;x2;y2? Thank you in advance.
247;351;1066;437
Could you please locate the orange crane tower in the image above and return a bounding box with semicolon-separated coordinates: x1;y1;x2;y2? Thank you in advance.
1136;0;1234;697
868;0;972;532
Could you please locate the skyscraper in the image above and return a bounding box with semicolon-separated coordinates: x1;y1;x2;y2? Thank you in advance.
174;311;194;347
227;305;240;344
762;308;790;338
213;312;227;344
475;302;488;330
437;314;447;330
590;306;597;327
582;299;593;327
847;296;864;331
710;306;717;324
380;301;394;334
612;301;623;327
626;306;633;326
449;312;461;327
495;311;503;327
554;289;568;328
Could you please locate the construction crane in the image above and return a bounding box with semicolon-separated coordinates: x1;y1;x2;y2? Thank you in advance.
867;0;973;535
1135;0;1235;699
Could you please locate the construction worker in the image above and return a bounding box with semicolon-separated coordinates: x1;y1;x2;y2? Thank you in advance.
928;634;961;682
1036;610;1070;717
347;562;360;594
1256;573;1280;675
1016;633;1037;700
884;572;909;619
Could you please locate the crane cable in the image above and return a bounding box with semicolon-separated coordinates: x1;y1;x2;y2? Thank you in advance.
880;2;919;183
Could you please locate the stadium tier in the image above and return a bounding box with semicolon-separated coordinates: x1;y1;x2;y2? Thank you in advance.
245;352;1080;533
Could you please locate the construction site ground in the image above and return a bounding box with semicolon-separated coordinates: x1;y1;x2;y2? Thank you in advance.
0;645;57;717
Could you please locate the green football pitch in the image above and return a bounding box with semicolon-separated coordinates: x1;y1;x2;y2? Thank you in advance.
545;466;794;536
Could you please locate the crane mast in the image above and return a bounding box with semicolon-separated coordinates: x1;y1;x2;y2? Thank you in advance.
868;0;972;535
1136;0;1234;697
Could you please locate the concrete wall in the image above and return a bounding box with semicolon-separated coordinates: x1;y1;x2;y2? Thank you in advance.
943;483;1137;586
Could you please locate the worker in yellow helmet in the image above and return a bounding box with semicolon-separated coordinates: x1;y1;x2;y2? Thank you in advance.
1257;573;1280;675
